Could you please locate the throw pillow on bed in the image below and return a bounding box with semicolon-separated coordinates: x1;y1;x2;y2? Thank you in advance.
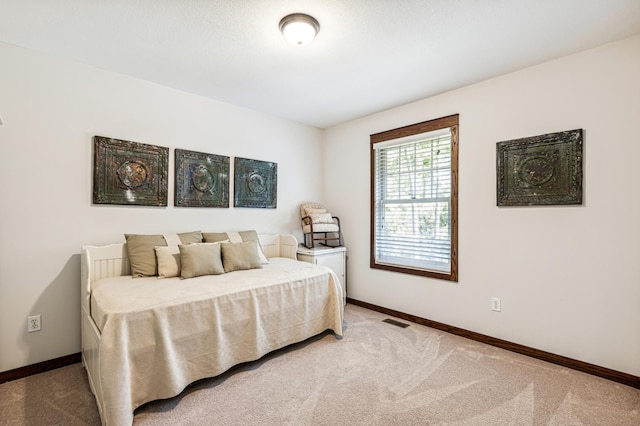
221;241;263;273
201;232;229;243
202;230;269;264
179;243;225;279
126;231;203;277
154;245;181;278
125;234;167;277
176;231;204;244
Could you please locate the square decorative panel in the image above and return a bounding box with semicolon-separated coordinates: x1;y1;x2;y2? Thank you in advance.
175;149;229;207
496;129;583;206
93;136;168;206
234;157;277;208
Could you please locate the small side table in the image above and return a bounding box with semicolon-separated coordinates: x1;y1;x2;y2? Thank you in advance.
297;245;347;306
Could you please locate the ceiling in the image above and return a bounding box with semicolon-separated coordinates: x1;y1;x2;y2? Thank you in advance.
1;1;639;129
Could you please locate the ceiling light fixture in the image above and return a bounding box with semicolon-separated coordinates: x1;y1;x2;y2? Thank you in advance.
279;13;320;47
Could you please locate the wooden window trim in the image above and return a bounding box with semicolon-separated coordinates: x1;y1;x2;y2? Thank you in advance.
370;114;458;282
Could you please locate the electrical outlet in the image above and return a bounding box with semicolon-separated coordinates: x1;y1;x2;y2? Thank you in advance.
491;297;501;312
28;315;41;332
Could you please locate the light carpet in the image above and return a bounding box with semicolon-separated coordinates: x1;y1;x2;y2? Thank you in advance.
1;304;638;425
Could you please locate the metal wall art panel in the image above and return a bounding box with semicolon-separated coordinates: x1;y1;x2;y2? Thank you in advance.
93;136;169;206
233;157;277;208
175;149;229;207
496;129;583;206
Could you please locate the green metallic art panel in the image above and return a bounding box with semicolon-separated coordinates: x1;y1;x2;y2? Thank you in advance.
497;129;583;206
93;136;168;206
234;157;277;208
175;149;229;207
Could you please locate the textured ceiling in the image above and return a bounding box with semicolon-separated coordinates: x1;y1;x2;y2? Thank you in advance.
1;0;639;128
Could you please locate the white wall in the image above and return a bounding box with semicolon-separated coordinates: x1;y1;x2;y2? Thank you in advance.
0;42;323;372
323;36;640;376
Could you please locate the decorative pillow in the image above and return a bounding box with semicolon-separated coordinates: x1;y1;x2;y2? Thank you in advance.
236;230;270;264
125;231;203;277
177;231;203;244
309;212;335;224
155;246;181;278
125;234;167;277
203;230;269;264
305;207;326;216
221;241;263;273
179;243;225;279
201;232;228;243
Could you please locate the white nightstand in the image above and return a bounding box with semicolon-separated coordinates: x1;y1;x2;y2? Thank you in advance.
297;245;347;306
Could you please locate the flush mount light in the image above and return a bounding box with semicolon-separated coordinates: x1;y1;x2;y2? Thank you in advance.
279;13;320;47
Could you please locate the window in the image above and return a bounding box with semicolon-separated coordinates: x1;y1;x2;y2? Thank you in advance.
370;114;458;281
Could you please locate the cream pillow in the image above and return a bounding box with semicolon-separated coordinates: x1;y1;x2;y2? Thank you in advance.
201;232;228;243
155;246;181;278
236;230;270;264
305;207;326;216
309;212;334;224
125;231;203;277
125;234;167;277
221;241;263;273
203;230;269;264
179;243;225;279
177;230;203;244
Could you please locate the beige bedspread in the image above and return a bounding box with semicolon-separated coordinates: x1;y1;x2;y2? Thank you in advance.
90;258;343;425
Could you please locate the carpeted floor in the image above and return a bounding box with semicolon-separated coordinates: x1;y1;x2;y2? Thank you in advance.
1;304;639;425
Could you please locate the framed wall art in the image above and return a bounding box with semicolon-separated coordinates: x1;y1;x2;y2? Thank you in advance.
175;149;229;207
496;129;583;206
233;157;277;208
93;136;169;206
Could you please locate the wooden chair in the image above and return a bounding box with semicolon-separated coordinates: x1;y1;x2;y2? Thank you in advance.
300;202;343;249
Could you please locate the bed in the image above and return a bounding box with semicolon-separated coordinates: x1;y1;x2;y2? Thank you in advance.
81;233;344;425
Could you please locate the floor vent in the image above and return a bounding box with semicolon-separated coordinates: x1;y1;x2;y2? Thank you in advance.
382;318;410;328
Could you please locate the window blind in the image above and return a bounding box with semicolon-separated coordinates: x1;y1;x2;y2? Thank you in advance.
373;130;452;273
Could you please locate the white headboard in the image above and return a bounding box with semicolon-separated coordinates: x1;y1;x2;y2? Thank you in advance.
82;233;298;286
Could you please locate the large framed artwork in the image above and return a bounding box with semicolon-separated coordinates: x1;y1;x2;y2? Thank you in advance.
93;136;169;206
233;157;277;208
496;129;583;206
175;149;230;207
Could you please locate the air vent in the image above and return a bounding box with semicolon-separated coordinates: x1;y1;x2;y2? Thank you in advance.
382;318;409;328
